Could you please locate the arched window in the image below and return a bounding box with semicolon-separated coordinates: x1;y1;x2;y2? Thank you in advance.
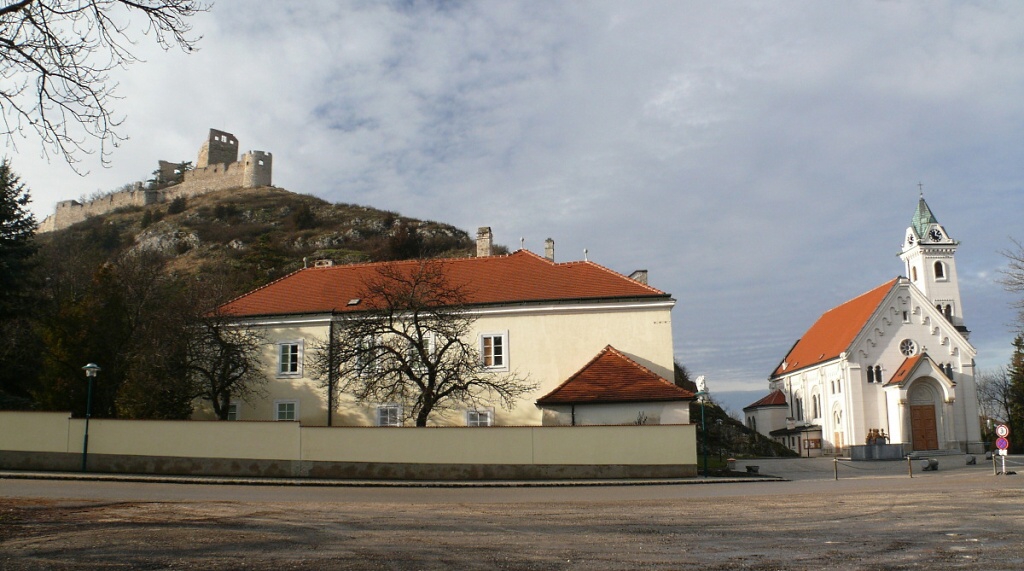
944;304;952;320
875;365;882;384
867;367;875;383
934;261;945;279
912;267;918;281
944;363;954;378
794;393;804;421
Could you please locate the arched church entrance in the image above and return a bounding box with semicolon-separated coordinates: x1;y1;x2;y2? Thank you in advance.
908;382;939;451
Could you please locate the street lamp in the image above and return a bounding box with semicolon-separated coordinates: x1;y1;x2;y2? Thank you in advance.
81;363;100;472
695;375;708;478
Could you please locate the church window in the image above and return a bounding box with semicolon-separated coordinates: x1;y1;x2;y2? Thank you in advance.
934;261;946;280
899;339;918;356
875;365;882;383
902;310;910;323
944;363;954;378
812;395;821;418
837;379;842;393
830;381;835;394
912;267;918;281
867;367;875;383
794;395;804;421
944;304;952;320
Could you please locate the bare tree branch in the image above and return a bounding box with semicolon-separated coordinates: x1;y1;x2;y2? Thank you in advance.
311;260;536;427
0;0;207;172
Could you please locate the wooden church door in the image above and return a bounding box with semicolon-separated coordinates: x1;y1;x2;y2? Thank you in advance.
910;405;938;450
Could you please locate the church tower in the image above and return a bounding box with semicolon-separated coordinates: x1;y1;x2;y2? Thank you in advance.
899;195;968;336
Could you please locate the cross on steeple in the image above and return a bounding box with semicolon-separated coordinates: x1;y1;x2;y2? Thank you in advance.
918;182;924;197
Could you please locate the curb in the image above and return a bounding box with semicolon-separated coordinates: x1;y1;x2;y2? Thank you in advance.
0;471;786;488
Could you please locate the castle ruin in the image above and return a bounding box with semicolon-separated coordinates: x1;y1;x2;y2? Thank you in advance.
39;129;272;232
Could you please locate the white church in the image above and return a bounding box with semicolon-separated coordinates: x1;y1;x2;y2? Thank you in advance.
744;196;983;457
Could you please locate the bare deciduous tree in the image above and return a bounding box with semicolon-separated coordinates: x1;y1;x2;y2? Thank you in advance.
185;311;266;420
977;367;1012;424
1000;238;1024;330
312;260;535;427
0;0;207;170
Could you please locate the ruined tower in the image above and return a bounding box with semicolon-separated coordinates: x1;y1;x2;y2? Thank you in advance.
197;129;239;168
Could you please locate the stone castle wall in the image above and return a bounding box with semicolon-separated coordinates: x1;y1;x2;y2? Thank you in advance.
39;129;272;233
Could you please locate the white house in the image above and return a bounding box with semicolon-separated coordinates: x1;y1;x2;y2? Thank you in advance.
200;230;683;427
745;197;983;455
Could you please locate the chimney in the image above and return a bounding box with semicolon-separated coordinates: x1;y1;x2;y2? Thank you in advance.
476;227;493;257
544;238;554;261
629;270;648;285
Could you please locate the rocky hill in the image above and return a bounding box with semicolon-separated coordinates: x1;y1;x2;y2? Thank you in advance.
38;185;482;297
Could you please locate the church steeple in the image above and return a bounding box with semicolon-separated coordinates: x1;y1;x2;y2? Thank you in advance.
899;194;968;336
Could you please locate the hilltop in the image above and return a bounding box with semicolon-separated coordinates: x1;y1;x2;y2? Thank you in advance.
38;185;481;296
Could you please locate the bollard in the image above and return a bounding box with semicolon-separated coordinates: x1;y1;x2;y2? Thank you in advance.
908;456;913;478
834;457;838;481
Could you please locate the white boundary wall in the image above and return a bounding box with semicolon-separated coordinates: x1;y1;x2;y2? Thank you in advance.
0;412;696;478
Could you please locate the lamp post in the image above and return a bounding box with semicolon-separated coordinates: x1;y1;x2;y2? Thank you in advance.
81;363;100;472
695;375;708;478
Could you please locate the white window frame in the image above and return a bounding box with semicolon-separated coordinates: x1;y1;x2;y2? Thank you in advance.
274;400;298;421
480;331;508;371
277;340;304;378
377;403;402;427
226;401;240;421
466;408;494;427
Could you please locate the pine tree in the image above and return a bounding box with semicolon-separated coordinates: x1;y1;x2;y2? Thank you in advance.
1007;335;1024;452
0;159;37;319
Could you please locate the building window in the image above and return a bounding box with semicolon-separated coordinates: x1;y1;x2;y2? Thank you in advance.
875;365;882;384
277;341;303;377
467;409;494;427
934;261;946;280
867;367;875;383
377;404;402;427
812;395;821;418
794;394;804;421
227;402;239;421
275;400;297;421
902;310;910;323
480;332;507;370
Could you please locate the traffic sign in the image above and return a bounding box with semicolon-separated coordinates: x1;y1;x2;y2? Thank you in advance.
996;437;1009;450
996;424;1010;438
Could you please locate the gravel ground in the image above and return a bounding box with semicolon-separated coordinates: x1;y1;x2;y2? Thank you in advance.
2;468;1023;570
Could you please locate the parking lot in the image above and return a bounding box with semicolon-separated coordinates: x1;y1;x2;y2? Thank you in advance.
2;458;1023;570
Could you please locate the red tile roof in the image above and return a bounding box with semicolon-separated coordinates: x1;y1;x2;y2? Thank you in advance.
886;354;925;386
771;278;899;379
218;250;668;317
743;389;788;411
535;345;695;405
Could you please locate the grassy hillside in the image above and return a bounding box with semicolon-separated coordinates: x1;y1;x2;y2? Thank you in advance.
40;185;482;297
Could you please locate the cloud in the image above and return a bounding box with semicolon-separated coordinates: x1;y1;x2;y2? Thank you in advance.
13;1;1024;392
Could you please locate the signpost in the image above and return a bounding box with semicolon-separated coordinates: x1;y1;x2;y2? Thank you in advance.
995;425;1010;475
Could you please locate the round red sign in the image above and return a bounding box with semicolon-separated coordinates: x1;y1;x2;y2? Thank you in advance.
996;437;1009;450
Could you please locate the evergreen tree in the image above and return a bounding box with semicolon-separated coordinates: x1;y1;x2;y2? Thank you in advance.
0;159;37;319
1007;334;1024;452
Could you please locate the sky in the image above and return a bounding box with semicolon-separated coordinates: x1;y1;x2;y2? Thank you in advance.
11;1;1024;400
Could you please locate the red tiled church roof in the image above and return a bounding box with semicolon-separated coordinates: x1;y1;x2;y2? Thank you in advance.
770;278;899;379
886;354;925;386
536;345;694;405
219;250;668;317
743;389;787;411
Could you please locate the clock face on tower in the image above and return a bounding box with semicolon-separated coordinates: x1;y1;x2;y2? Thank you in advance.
907;235;915;245
928;228;943;241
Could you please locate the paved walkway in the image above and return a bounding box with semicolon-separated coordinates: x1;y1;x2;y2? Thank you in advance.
735;453;1020;480
2;454;1019;487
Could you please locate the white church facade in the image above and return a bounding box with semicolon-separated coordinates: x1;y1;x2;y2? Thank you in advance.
745;197;983;456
